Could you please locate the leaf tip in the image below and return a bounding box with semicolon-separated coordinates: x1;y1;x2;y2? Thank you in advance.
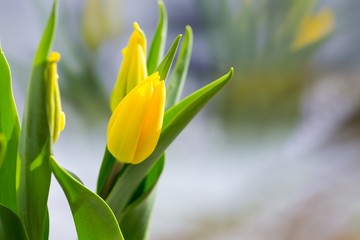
227;67;235;80
157;0;164;7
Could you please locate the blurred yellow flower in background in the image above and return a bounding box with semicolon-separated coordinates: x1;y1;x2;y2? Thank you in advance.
82;0;122;50
292;9;334;50
107;72;165;164
110;22;148;111
46;52;66;143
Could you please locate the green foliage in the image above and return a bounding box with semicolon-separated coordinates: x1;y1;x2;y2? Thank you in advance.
166;26;193;109
50;157;124;240
119;155;165;240
0;134;6;166
0;204;29;240
156;34;182;81
0;48;20;213
97;148;117;196
17;1;57;239
147;0;168;74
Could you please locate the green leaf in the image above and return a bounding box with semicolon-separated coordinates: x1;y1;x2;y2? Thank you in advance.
106;68;234;218
119;190;157;240
0;134;6;166
0;203;29;240
17;1;58;239
96;148;116;196
50;157;124;240
166;25;193;109
0;48;20;213
147;0;168;74
119;155;165;240
156;34;182;81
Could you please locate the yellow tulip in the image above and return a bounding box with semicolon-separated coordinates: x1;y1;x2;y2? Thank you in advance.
46;51;66;143
292;9;334;50
107;72;165;164
110;22;148;111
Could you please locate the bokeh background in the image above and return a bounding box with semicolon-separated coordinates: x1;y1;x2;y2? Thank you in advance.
1;0;360;239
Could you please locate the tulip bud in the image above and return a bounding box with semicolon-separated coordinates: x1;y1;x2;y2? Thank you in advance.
292;9;334;50
46;52;66;143
107;72;165;164
110;22;148;111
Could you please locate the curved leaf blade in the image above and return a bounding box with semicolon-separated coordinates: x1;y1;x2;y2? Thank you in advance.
156;34;182;81
0;203;29;240
17;1;58;239
147;0;168;74
106;68;234;218
0;48;20;213
50;157;124;240
119;155;165;240
166;25;193;109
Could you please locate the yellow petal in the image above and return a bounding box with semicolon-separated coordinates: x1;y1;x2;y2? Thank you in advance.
110;22;148;111
132;75;165;164
46;51;65;143
108;79;153;163
107;72;165;164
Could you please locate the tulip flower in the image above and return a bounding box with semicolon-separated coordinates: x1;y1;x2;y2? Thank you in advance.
110;22;148;111
292;9;334;50
46;51;66;143
107;72;165;164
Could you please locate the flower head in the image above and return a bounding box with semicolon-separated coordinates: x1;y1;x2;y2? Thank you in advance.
46;51;66;143
292;9;334;50
110;22;148;111
107;72;165;164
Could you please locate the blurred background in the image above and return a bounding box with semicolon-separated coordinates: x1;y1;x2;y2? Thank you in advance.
1;0;360;239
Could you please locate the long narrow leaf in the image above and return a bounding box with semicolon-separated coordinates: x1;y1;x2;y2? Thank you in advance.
0;48;20;213
119;155;165;240
166;25;193;109
0;203;29;240
17;1;58;239
106;68;234;218
156;34;182;81
50;157;124;240
147;0;168;74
